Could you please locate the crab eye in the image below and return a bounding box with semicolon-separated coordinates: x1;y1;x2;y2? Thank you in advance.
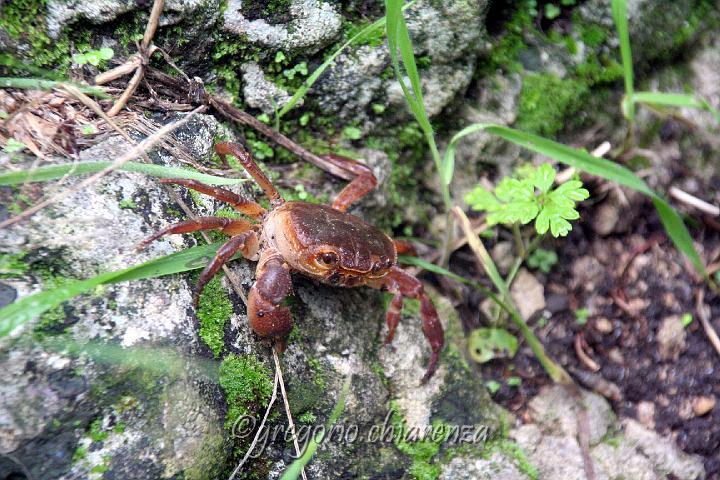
318;251;338;266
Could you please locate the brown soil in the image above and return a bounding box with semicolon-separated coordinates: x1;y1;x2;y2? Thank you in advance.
453;195;720;479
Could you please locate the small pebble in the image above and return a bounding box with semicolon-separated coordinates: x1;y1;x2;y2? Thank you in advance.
637;401;655;428
594;317;613;334
545;293;569;314
692;396;716;417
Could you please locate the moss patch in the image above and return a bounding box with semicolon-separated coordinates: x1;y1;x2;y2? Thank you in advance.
195;273;233;358
485;438;538;479
516;73;588;137
0;0;94;75
218;354;273;429
391;404;443;480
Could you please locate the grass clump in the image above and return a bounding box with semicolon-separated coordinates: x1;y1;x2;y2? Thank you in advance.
195;273;233;357
218;354;273;429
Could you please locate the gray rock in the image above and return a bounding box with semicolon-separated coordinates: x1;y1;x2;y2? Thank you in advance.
241;62;294;114
656;314;687;361
503;386;706;480
0;114;503;479
622;419;705;479
222;0;342;54
440;451;527;480
510;269;545;321
527;385;614;445
46;0;220;38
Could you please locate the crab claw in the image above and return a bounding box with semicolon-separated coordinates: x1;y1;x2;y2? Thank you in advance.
374;266;444;384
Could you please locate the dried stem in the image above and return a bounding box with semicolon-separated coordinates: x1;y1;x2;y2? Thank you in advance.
209;97;353;181
696;289;720;358
272;349;308;480
0;104;205;230
95;56;142;85
102;0;164;116
451;206;572;385
228;369;279;480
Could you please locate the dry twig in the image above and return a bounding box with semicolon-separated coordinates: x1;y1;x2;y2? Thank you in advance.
95;0;165;116
669;186;720;217
273;350;308;480
227;369;280;480
696;289;720;358
0;104;205;229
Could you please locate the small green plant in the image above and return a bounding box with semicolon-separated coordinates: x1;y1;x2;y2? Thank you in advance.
282;61;308;80
574;308;590;325
341;126;362;140
80;124;98;135
544;4;561;19
527;248;558;273
73;47;114;67
485;380;501;394
468;327;519;363
681;313;693;328
506;376;522;387
3;138;26;154
465;164;589;237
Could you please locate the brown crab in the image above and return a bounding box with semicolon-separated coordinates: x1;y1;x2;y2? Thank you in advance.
140;142;444;381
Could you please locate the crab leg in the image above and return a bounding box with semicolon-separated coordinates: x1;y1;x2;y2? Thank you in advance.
138;216;254;250
394;239;417;257
247;247;294;352
384;292;404;345
215;142;284;207
193;230;259;306
323;153;378;212
371;266;444;383
159;178;266;218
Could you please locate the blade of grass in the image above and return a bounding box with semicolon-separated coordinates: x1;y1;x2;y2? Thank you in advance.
632;91;720;123
277;1;416;120
0;160;249;186
385;0;454;265
445;123;705;275
385;0;450;203
611;0;634;121
0;241;230;337
280;376;352;480
452;207;571;384
0;77;109;98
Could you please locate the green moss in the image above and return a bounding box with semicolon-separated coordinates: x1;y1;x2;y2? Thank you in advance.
579;24;607;48
0;252;29;277
306;357;327;390
188;189;208;209
72;445;87;463
482;7;533;75
516;73;588;136
90;463;109;474
89;418;109;442
341;19;386;48
298;412;317;424
485;439;538;479
118;198;137;209
218;354;273;429
390;403;463;480
196;273;233;357
0;0;70;72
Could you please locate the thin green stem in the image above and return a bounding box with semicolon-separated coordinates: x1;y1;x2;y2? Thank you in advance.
496;233;545;323
512;223;525;259
453;207;571;384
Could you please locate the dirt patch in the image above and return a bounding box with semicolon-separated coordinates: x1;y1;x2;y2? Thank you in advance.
461;196;720;478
